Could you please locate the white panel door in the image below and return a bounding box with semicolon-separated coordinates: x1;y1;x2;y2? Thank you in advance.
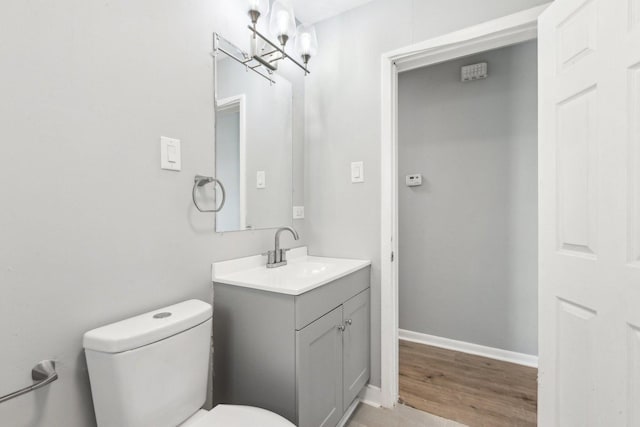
539;0;640;425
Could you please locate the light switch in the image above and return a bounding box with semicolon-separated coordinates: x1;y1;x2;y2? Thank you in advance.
293;206;305;219
256;171;266;189
167;145;177;163
351;161;364;183
160;136;181;171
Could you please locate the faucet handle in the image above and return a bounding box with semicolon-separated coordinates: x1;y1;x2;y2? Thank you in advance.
262;250;276;265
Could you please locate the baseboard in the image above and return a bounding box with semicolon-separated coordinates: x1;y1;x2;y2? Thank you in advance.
337;398;360;427
358;384;383;408
338;385;381;427
399;329;538;368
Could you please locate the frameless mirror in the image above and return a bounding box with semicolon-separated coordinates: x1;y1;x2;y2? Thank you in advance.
213;34;293;232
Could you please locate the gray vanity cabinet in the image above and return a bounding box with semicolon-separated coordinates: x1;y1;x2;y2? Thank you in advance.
297;306;344;427
213;266;370;427
342;289;371;409
296;289;371;427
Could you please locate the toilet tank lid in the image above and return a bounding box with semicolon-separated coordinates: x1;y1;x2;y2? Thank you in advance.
83;299;212;353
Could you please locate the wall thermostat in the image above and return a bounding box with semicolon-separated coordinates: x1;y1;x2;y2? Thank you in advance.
406;174;422;187
461;62;488;82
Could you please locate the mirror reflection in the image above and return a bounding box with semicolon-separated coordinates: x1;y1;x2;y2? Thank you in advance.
214;35;293;233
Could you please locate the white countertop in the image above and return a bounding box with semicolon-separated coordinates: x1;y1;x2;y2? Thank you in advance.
211;247;371;296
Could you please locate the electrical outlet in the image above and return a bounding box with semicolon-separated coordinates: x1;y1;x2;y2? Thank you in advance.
293;206;305;219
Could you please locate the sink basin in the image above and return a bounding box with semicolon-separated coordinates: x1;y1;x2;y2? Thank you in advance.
289;261;333;279
212;247;370;295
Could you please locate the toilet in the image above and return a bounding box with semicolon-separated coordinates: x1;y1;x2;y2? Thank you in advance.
83;299;294;427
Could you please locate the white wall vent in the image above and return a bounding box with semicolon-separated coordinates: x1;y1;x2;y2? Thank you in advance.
461;62;488;82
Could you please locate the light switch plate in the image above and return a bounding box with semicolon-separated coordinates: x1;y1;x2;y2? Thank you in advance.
293;206;305;219
256;171;266;189
351;161;364;183
160;136;181;171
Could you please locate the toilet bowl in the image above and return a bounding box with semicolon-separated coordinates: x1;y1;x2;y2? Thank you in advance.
181;406;294;427
83;299;293;427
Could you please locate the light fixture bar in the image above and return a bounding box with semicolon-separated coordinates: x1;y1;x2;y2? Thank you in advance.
247;25;310;75
251;54;278;71
215;46;275;84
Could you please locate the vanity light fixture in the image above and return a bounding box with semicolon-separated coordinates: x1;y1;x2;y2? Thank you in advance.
269;0;296;48
247;0;270;30
294;24;318;68
246;0;318;76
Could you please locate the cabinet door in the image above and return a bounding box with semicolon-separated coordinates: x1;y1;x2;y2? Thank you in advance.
342;289;370;409
296;306;343;427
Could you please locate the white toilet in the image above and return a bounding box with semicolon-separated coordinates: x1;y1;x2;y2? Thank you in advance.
83;299;294;427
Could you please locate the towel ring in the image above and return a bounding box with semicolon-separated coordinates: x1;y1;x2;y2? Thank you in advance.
193;175;226;213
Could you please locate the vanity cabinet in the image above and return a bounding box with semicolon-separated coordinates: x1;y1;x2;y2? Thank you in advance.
297;289;370;427
213;266;370;427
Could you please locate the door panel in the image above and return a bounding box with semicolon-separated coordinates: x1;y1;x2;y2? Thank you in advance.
631;0;640;29
342;289;370;409
629;63;640;265
555;299;597;425
555;0;596;72
628;324;640;425
556;85;598;258
539;0;640;425
296;306;343;427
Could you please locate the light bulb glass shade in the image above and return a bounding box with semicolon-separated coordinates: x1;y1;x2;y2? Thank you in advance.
247;0;269;16
269;0;296;45
295;24;318;60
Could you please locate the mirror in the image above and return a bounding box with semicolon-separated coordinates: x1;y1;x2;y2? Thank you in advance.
214;34;293;232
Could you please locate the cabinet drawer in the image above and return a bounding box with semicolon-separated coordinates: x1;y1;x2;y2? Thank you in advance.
294;267;370;330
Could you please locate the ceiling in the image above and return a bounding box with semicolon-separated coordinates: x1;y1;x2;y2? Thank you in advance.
291;0;376;24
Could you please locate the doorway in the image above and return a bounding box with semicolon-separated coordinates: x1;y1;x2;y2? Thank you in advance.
377;2;550;411
396;41;538;426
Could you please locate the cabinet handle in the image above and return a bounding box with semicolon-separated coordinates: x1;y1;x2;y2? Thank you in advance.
337;325;346;332
345;319;353;326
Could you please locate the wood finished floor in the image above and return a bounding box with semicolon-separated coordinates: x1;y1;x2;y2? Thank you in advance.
399;340;538;427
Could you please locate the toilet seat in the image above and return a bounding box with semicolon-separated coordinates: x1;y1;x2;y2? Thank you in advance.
186;405;295;427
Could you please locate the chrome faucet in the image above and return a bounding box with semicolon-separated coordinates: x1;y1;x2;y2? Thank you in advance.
264;226;300;268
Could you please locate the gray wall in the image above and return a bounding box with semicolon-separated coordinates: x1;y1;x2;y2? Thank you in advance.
0;0;304;426
398;42;538;356
304;0;549;386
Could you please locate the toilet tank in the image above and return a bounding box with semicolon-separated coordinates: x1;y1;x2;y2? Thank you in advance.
83;300;212;427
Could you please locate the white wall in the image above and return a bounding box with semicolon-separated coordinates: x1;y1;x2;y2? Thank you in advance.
0;0;304;425
304;0;549;387
398;42;538;356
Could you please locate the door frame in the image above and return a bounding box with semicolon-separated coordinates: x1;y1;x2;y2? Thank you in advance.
217;94;247;230
378;3;551;408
